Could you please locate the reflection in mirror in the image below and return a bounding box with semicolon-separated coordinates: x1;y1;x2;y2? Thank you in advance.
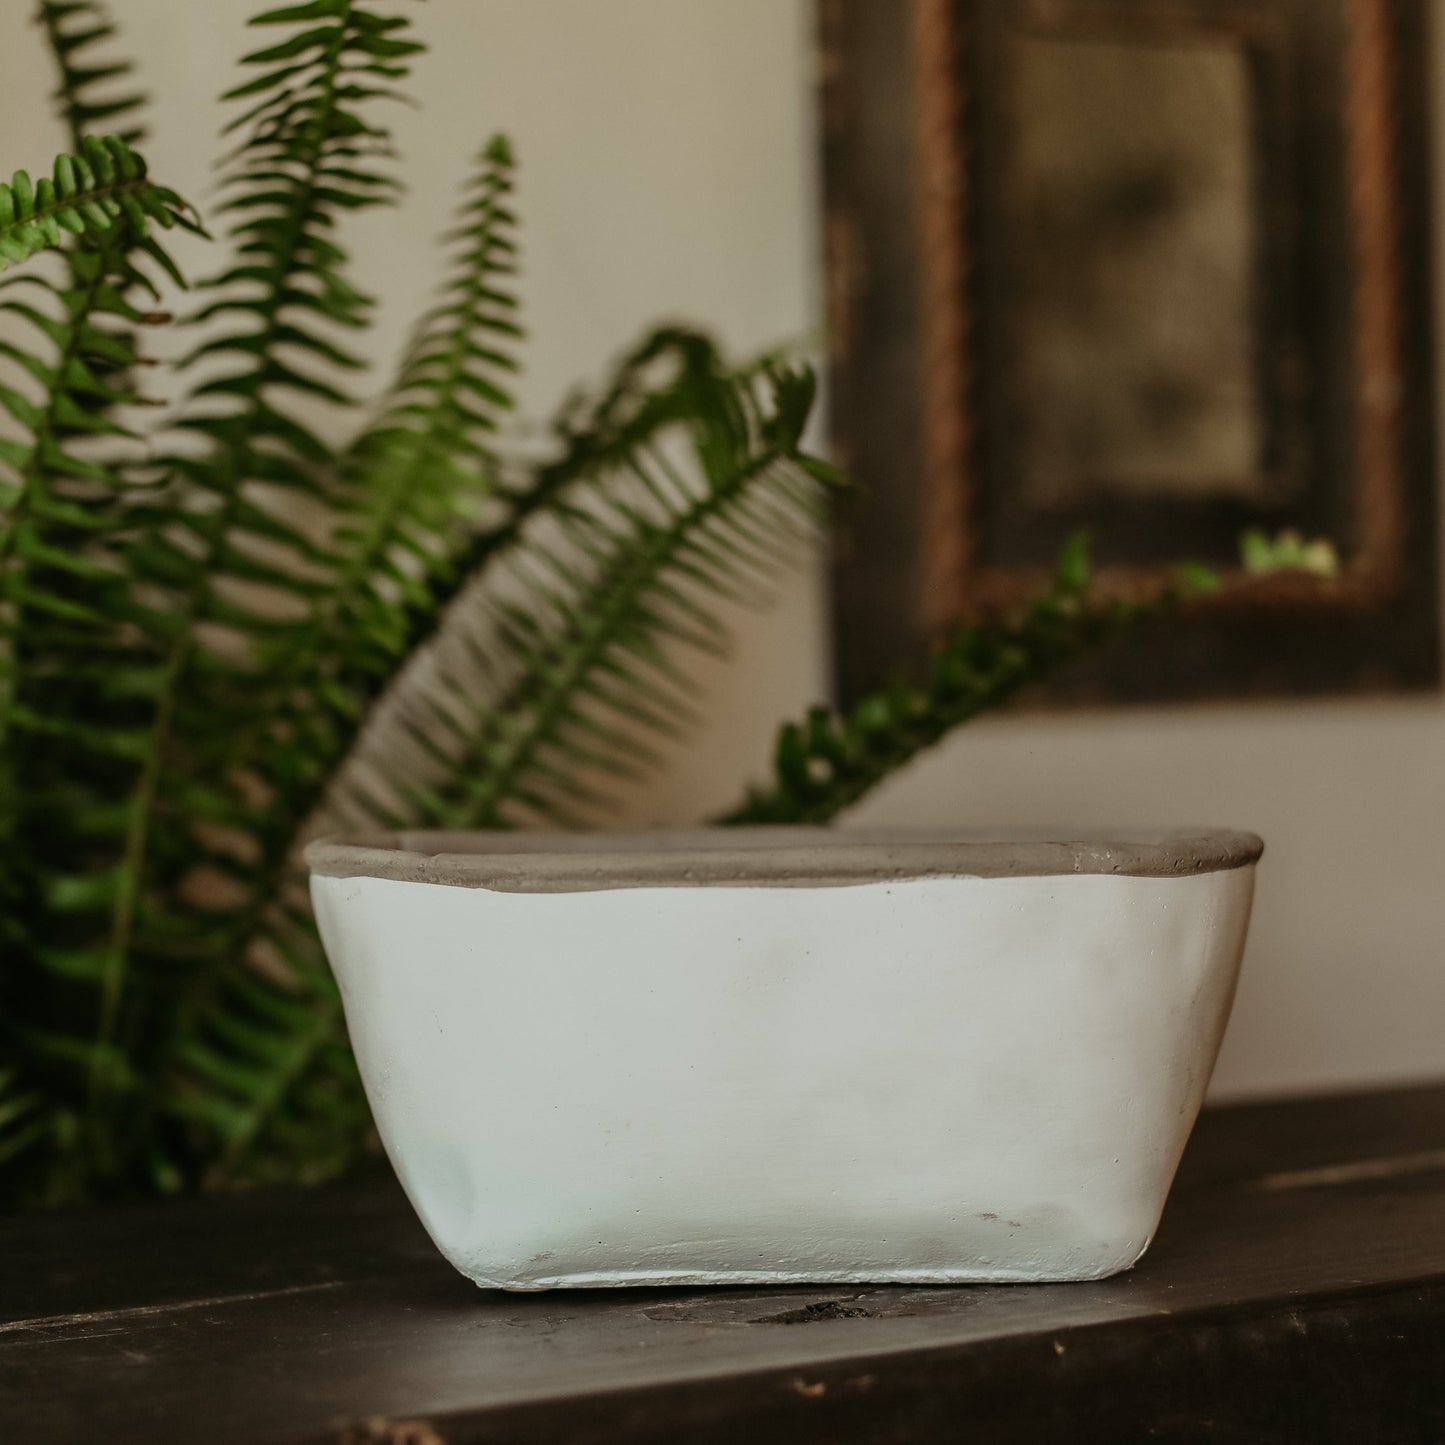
1007;34;1266;504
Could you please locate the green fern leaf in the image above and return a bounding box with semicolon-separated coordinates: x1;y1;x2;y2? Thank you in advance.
335;329;843;834
0;138;194;273
244;133;524;782
60;3;426;1142
0;168;194;1201
718;539;1173;826
33;1;430;1197
0;1065;50;1170
37;0;148;150
35;0;159;456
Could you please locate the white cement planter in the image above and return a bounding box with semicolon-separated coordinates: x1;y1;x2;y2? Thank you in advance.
307;827;1261;1292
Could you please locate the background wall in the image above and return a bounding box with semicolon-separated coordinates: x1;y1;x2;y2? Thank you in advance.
1;0;1440;1098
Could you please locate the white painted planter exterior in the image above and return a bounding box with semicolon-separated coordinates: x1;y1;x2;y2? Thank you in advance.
308;828;1260;1292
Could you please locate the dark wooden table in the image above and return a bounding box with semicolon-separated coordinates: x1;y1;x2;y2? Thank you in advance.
3;1086;1443;1444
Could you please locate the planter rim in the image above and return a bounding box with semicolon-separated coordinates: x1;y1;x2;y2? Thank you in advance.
305;826;1263;892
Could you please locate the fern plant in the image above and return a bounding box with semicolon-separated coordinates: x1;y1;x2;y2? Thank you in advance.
0;0;1191;1207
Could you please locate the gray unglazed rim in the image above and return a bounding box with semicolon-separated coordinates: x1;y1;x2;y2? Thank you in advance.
305;827;1264;893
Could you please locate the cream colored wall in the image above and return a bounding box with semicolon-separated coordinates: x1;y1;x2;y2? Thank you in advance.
2;1;1440;1098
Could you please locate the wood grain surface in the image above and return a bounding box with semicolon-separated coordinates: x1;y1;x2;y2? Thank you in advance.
2;1086;1443;1443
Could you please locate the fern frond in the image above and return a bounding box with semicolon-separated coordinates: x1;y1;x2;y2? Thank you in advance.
0;137;194;273
37;0;147;150
719;538;1185;826
7;4;426;1199
351;134;521;469
57;2;430;1192
176;1;420;404
227;134;523;812
0;163;194;1197
68;2;425;1132
130;0;423;795
0;146;194;755
36;5;158;449
0;1064;50;1171
166;934;369;1191
339;328;843;833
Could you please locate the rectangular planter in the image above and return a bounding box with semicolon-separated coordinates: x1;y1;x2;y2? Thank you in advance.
308;827;1260;1291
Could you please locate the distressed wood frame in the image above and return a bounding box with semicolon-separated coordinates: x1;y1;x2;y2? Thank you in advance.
823;0;1440;704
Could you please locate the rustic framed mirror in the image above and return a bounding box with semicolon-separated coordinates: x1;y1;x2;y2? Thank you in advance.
822;0;1440;703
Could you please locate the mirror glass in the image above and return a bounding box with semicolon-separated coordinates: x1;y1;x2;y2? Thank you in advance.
1006;34;1266;505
